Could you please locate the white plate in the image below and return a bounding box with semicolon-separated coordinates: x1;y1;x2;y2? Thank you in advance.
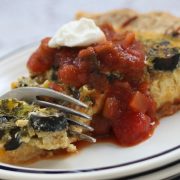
0;44;179;180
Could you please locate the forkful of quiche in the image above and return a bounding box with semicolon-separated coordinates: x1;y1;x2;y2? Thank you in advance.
0;18;105;154
0;87;95;152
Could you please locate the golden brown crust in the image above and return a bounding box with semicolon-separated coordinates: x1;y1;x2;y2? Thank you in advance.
76;9;137;30
0;144;45;164
76;9;180;36
157;99;180;119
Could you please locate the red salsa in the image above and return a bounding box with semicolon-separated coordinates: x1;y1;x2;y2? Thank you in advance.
27;24;158;146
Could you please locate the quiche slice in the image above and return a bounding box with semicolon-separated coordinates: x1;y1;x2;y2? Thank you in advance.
0;98;83;164
0;10;180;164
77;9;180;116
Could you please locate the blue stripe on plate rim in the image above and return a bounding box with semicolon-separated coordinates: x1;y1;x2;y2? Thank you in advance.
0;44;179;175
117;159;180;179
0;144;179;174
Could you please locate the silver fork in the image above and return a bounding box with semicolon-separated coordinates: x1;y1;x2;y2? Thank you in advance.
0;87;96;143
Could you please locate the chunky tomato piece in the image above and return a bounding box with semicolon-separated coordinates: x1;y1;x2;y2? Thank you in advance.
39;37;57;55
78;47;99;72
88;73;109;92
113;112;153;146
103;97;121;120
94;42;119;72
27;38;56;74
100;24;117;40
129;91;150;113
92;114;112;136
109;81;132;97
138;82;149;94
58;65;88;88
121;32;135;49
48;82;64;92
27;50;53;74
146;96;157;121
54;47;80;68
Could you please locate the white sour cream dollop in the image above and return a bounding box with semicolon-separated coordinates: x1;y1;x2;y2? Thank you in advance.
48;18;106;48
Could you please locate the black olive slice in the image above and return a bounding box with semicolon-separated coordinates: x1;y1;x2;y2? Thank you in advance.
153;53;180;71
29;114;68;132
0;115;14;123
4;128;21;151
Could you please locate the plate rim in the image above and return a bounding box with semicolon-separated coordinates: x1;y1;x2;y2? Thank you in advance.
0;144;179;174
0;44;179;179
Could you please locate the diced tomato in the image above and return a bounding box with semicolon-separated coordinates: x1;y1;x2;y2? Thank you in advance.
27;50;53;74
129;91;150;113
103;97;121;120
138;82;149;94
48;82;64;92
112;112;153;146
146;96;157;121
54;47;80;68
94;42;119;72
88;73;109;92
58;65;88;88
121;32;135;49
78;47;99;72
27;38;56;74
109;81;132;97
92;114;112;136
100;24;116;40
39;37;57;55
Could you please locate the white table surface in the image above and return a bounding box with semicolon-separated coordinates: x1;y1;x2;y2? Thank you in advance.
0;0;179;57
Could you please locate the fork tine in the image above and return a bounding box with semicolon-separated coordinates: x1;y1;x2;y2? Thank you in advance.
66;118;94;131
35;99;92;120
1;87;88;108
33;87;88;108
69;130;96;143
